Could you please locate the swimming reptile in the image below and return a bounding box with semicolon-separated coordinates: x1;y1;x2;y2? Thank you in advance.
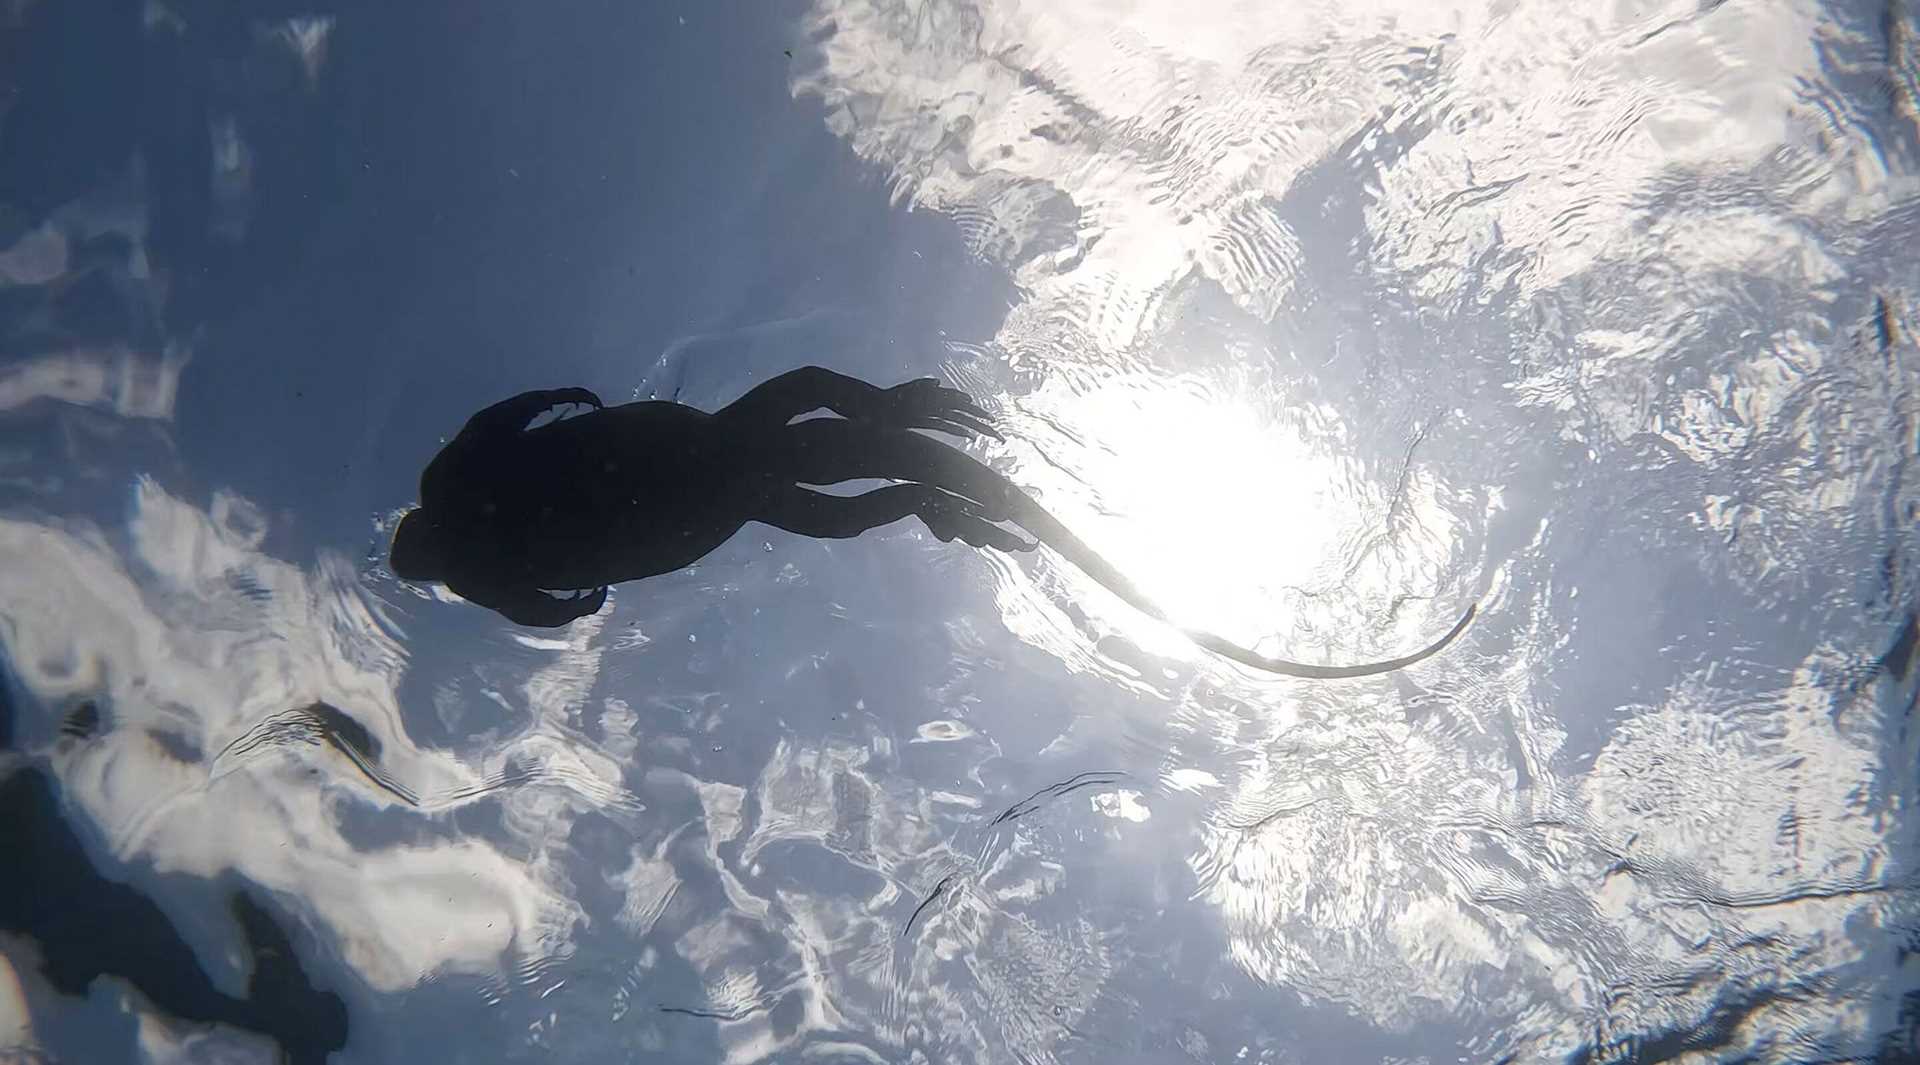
388;366;1474;678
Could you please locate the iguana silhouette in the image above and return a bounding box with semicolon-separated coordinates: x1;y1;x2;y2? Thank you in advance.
389;366;1473;678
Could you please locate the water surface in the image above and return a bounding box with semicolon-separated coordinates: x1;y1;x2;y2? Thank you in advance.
2;0;1917;1062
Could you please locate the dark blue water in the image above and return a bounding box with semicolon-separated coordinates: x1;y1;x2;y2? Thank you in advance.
3;0;1918;1062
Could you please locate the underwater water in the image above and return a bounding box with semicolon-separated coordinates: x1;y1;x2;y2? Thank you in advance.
2;0;1918;1062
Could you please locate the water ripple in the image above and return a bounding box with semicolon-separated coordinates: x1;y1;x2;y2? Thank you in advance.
787;0;1920;1058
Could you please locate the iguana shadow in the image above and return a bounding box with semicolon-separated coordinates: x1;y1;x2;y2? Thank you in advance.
389;366;1473;678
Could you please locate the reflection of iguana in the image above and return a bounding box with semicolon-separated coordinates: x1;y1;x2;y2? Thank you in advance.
390;366;1474;678
0;769;348;1065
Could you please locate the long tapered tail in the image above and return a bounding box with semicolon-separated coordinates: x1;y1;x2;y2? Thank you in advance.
1006;494;1477;679
1181;603;1476;678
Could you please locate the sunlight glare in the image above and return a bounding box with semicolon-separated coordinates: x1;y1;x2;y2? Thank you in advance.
1006;373;1374;655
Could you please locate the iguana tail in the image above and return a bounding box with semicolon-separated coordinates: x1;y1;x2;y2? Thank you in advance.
1005;493;1476;679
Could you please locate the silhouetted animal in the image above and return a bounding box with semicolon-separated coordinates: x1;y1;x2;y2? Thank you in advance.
389;367;1473;678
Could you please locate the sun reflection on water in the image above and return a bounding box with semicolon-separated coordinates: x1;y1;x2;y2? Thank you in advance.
995;369;1466;665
